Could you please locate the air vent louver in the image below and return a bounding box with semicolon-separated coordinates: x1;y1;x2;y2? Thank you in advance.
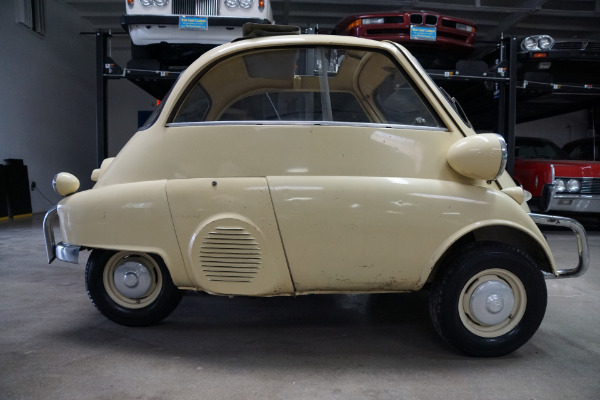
199;226;262;283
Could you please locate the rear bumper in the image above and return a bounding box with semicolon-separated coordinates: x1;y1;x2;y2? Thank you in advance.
529;213;589;278
43;206;80;264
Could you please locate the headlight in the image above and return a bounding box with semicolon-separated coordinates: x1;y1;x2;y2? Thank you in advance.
140;0;153;6
225;0;239;7
362;17;385;25
239;0;253;8
456;23;474;33
521;35;554;51
538;35;554;50
52;172;80;197
567;179;581;193
554;179;566;193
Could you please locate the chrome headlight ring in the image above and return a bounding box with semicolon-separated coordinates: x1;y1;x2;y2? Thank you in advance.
225;0;239;8
521;35;554;51
239;0;254;8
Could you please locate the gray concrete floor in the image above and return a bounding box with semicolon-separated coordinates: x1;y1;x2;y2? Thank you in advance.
1;214;599;400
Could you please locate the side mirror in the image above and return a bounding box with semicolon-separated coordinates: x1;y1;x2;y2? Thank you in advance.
447;134;507;181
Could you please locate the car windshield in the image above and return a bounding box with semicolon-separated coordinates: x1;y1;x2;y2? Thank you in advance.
170;45;443;128
515;138;569;160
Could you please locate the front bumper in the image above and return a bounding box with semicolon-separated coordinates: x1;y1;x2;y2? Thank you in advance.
549;193;600;213
44;206;80;264
121;15;272;46
529;213;589;278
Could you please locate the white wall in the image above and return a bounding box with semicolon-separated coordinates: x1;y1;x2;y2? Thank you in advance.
0;0;96;213
0;1;155;214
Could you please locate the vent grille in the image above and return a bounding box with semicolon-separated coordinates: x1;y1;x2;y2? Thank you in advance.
552;41;600;52
172;0;220;16
580;178;600;194
199;226;262;282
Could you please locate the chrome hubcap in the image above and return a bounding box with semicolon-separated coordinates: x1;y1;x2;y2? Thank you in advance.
469;280;515;326
114;261;152;298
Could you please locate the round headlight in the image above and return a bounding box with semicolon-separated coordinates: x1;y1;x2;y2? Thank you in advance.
537;35;554;50
140;0;153;6
154;0;169;6
567;179;581;193
554;179;566;193
225;0;239;7
521;37;538;51
239;0;253;8
52;172;80;197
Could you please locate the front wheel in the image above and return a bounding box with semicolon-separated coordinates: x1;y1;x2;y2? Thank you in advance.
429;242;547;357
85;250;182;327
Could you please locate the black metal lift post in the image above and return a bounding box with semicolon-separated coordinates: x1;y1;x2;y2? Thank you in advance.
95;29;109;168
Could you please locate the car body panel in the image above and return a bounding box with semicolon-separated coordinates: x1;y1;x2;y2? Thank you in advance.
51;34;562;293
56;180;192;287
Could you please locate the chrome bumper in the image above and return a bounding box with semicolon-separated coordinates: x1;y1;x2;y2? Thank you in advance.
43;206;80;264
529;213;589;278
548;194;600;213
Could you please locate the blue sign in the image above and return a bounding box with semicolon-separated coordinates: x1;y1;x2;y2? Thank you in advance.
179;16;208;30
410;26;436;41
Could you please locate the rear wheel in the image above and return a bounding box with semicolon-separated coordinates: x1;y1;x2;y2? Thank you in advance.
85;250;182;326
429;242;547;357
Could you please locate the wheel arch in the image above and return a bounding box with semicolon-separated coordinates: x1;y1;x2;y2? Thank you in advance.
426;223;554;285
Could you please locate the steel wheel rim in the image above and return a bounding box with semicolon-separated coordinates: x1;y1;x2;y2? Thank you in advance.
459;268;527;338
103;251;162;309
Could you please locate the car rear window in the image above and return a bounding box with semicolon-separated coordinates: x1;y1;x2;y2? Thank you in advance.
170;45;443;129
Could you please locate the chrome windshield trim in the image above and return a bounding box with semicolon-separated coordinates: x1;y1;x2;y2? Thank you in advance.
165;120;449;132
529;213;589;278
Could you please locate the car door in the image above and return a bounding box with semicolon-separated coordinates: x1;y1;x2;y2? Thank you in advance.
166;177;295;296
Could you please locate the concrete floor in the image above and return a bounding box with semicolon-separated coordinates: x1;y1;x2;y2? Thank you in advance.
1;214;599;400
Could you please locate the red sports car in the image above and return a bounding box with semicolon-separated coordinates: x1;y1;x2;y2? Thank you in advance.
331;10;476;68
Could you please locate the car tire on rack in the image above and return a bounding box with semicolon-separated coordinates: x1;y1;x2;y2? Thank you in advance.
429;242;547;357
85;249;182;327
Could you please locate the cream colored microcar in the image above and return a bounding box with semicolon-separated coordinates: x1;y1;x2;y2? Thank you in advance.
45;26;589;357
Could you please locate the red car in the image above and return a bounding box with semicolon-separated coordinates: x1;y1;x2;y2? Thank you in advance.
331;10;476;68
513;137;600;214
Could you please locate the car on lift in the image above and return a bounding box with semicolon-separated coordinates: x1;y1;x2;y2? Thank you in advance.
513;136;600;214
122;0;274;69
330;10;476;69
44;26;588;357
517;35;600;85
563;136;600;161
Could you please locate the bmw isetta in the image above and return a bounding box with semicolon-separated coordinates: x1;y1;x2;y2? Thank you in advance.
45;26;588;357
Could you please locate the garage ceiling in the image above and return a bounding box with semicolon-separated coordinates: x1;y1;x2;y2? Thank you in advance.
66;0;600;45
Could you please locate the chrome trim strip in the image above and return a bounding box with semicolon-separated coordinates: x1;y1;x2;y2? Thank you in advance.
166;120;449;131
529;213;589;278
43;206;58;264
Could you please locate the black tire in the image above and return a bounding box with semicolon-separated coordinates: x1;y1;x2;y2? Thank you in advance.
429;242;547;357
85;250;182;327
